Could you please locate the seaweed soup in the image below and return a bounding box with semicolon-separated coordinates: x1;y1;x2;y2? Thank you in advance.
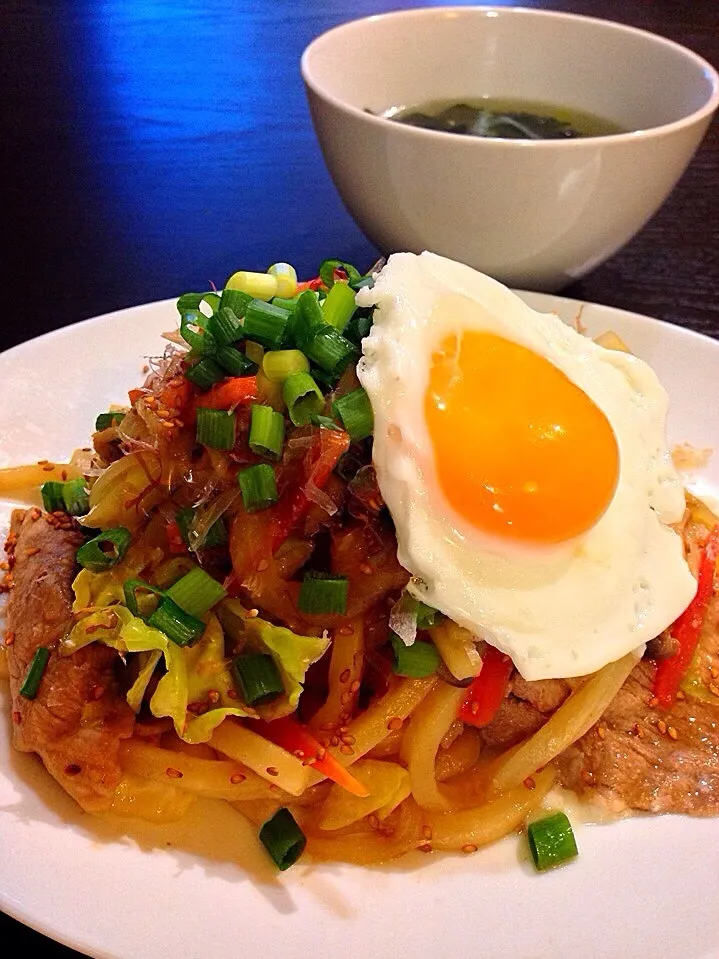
383;97;626;140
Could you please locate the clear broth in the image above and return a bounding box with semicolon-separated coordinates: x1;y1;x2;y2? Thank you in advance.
383;97;626;140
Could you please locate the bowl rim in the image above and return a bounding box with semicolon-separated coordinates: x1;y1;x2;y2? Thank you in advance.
300;5;719;148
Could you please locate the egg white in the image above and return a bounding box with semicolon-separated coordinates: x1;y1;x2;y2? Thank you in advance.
356;251;696;680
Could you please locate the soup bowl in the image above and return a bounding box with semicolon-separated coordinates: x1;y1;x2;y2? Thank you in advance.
301;7;719;290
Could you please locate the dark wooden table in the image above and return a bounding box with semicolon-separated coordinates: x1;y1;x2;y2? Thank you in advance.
1;0;717;955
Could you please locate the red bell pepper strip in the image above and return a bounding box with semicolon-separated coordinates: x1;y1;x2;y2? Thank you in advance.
270;427;350;552
296;276;325;292
250;716;369;797
653;524;719;709
458;645;513;727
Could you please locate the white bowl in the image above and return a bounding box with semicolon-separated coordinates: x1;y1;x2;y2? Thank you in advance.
302;7;719;291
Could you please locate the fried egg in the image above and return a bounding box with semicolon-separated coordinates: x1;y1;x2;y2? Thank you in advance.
356;252;696;680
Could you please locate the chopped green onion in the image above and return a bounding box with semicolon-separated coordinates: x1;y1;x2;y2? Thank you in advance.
148;597;206;648
304;326;357;378
196;407;236;450
350;275;375;292
238;463;279;513
231;652;284;705
267;262;298;298
321;281;357;332
271;294;301;312
249;404;285;460
527;812;578;871
95;411;125;431
390;634;440;678
215;345;257;377
175;507;227;548
318;259;362;289
282;371;324;427
297;572;348;615
166;567;227;618
219;288;252;317
245;340;265;365
288;290;325;350
262;349;310;384
241;300;290;350
185;357;225;390
40;481;66;513
76;527;132;572
19;647;51;699
207;306;244;346
180;312;216;356
62;477;89;517
332;388;373;442
176;292;215;316
259;808;307;870
344;310;374;345
123;578;165;618
416;601;444;629
310;413;342;431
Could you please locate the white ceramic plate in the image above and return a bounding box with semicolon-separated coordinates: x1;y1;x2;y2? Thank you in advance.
1;296;718;959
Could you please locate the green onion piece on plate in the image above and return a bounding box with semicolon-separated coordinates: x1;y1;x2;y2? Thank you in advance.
297;572;348;615
185;357;226;390
76;527;132;573
61;477;89;517
95;410;125;431
232;652;284;705
304;325;358;378
147;596;206;648
282;371;324;427
318;259;362;289
415;601;444;629
175;507;227;549
332;387;374;442
262;349;310;384
249;404;285;460
19;647;51;700
207;306;243;346
40;481;66;513
166;567;227;619
390;633;440;678
527;812;578;871
196;407;236;450
123;578;165;618
321;280;357;333
288;290;325;350
215;345;257;377
219;288;252;318
259;807;307;871
238;463;279;513
241;300;291;350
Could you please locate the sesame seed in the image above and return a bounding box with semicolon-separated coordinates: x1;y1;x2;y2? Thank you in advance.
230;773;246;784
462;844;478;854
340;691;351;705
657;719;667;735
330;735;340;747
711;666;719;680
339;668;351;684
91;685;106;701
387;717;403;731
64;763;82;776
166;767;184;779
597;726;606;740
648;696;660;709
339;744;354;755
266;767;279;777
418;843;433;854
350;680;360;694
523;776;536;790
667;726;679;741
245;608;259;618
368;815;380;829
342;734;356;745
319;722;335;732
4;631;15;647
338;626;354;636
422;825;433;840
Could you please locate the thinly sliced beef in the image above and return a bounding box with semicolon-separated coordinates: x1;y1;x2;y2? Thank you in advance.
4;509;134;812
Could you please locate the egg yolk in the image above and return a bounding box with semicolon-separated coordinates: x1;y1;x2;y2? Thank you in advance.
425;328;619;544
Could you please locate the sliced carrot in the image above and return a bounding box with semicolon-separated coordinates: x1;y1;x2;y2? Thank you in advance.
250;716;369;797
195;375;258;411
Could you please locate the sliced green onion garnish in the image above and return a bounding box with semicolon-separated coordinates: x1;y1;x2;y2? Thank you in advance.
390;634;440;678
416;601;444;629
350;275;375;292
527;812;579;871
282;371;324;427
318;259;362;289
62;477;89;517
166;567;227;618
176;292;215;316
207;306;243;346
185;357;226;390
180;311;216;356
288;290;325;350
219;288;252;318
148;597;206;648
19;647;51;699
175;507;227;548
259;808;307;871
332;388;374;442
231;652;284;705
262;349;310;384
238;463;279;513
321;280;357;332
297;572;348;615
344;310;374;345
241;300;290;350
304;326;357;378
40;481;66;513
95;410;126;431
271;294;301;312
215;345;257;377
123;578;165;618
196;407;236;450
249;404;285;460
76;527;132;572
